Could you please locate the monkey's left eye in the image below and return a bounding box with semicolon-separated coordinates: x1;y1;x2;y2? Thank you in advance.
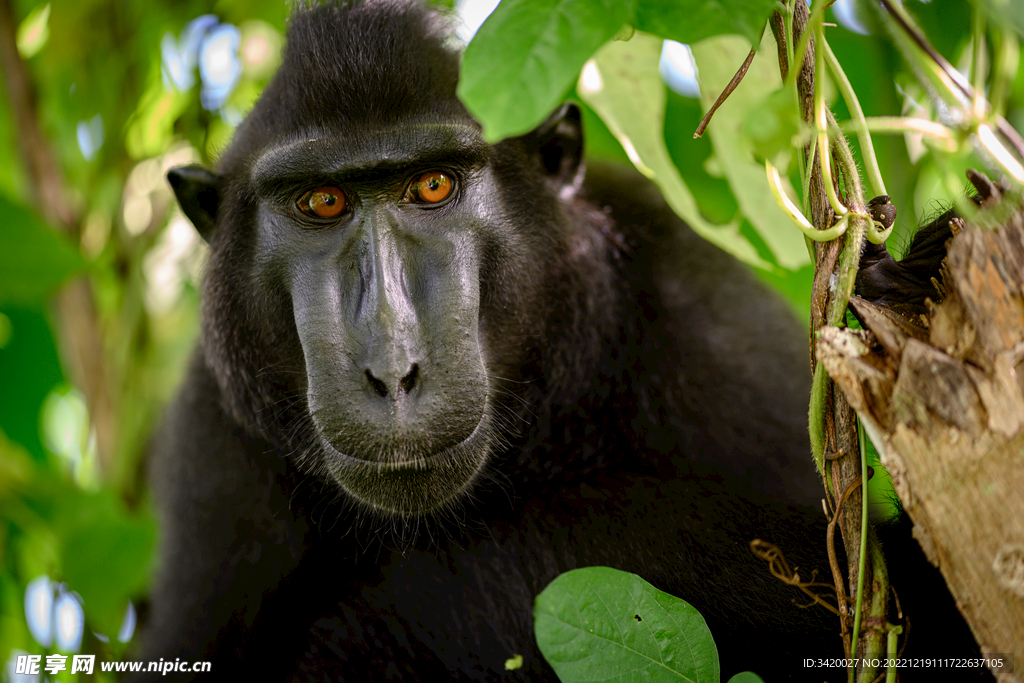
298;186;347;218
403;171;454;204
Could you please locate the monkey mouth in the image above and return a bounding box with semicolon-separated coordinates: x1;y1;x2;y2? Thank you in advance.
316;408;494;515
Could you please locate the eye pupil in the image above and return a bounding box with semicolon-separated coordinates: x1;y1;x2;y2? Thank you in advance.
411;172;452;204
299;186;346;219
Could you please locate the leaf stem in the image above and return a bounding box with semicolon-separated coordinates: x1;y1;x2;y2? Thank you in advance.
811;21;892;246
784;2;813;223
822;40;886;198
827;214;869;326
989;31;1019;117
849;421;870;682
809;363;827;471
693;47;756;139
766;159;848;240
818;110;876;319
970;0;986;121
862;538;889;682
784;4;795;78
838;116;957;149
790;0;828;95
876;0;1024;165
885;624;903;683
813;20;848;218
977;124;1024;183
827;115;892;244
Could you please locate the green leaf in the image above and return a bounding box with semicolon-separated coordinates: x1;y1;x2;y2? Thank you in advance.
534;566;719;683
459;0;632;141
0;194;85;306
16;3;51;59
0;311;67;461
579;32;769;268
634;0;776;46
0;430;34;502
742;87;808;168
124;77;192;161
690;35;811;270
59;492;155;635
727;672;766;683
0;574;32;662
1;426;155;637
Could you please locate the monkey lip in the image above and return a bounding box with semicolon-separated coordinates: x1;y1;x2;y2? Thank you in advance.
318;407;491;469
316;410;493;514
320;441;455;471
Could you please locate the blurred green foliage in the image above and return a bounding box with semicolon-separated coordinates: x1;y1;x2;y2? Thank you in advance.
0;0;288;674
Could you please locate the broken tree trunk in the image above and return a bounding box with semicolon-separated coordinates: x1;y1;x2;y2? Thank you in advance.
819;197;1024;682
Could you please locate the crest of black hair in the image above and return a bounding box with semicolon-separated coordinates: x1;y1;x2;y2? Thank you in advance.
219;0;469;173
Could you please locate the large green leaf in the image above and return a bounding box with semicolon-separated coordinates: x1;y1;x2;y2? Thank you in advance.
0;194;85;306
690;35;811;270
634;0;776;46
459;0;632;141
579;32;768;268
0;310;66;461
59;491;155;635
458;0;781;143
535;567;719;683
2;428;156;637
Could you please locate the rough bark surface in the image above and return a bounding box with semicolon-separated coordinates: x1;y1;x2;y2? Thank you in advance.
819;203;1024;682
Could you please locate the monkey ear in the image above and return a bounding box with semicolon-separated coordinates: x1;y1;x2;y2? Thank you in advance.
526;102;584;191
167;165;222;241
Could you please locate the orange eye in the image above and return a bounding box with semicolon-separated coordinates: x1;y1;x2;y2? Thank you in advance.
407;172;453;204
298;186;346;218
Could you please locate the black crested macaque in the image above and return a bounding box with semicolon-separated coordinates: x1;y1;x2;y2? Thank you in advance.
145;1;985;680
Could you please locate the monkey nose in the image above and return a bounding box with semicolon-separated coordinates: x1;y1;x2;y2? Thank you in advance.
364;363;420;399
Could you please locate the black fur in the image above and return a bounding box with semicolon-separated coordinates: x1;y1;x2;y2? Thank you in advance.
855;172;1005;316
144;1;983;680
855;207;954;315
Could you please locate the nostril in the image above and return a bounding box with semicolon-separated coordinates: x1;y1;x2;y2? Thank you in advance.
365;364;418;398
399;363;419;394
365;370;389;398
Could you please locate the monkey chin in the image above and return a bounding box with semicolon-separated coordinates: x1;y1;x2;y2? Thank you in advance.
317;410;496;516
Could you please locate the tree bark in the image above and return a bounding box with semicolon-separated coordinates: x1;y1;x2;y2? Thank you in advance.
819;202;1024;682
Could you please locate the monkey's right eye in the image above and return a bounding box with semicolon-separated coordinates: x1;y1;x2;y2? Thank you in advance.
297;186;346;218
